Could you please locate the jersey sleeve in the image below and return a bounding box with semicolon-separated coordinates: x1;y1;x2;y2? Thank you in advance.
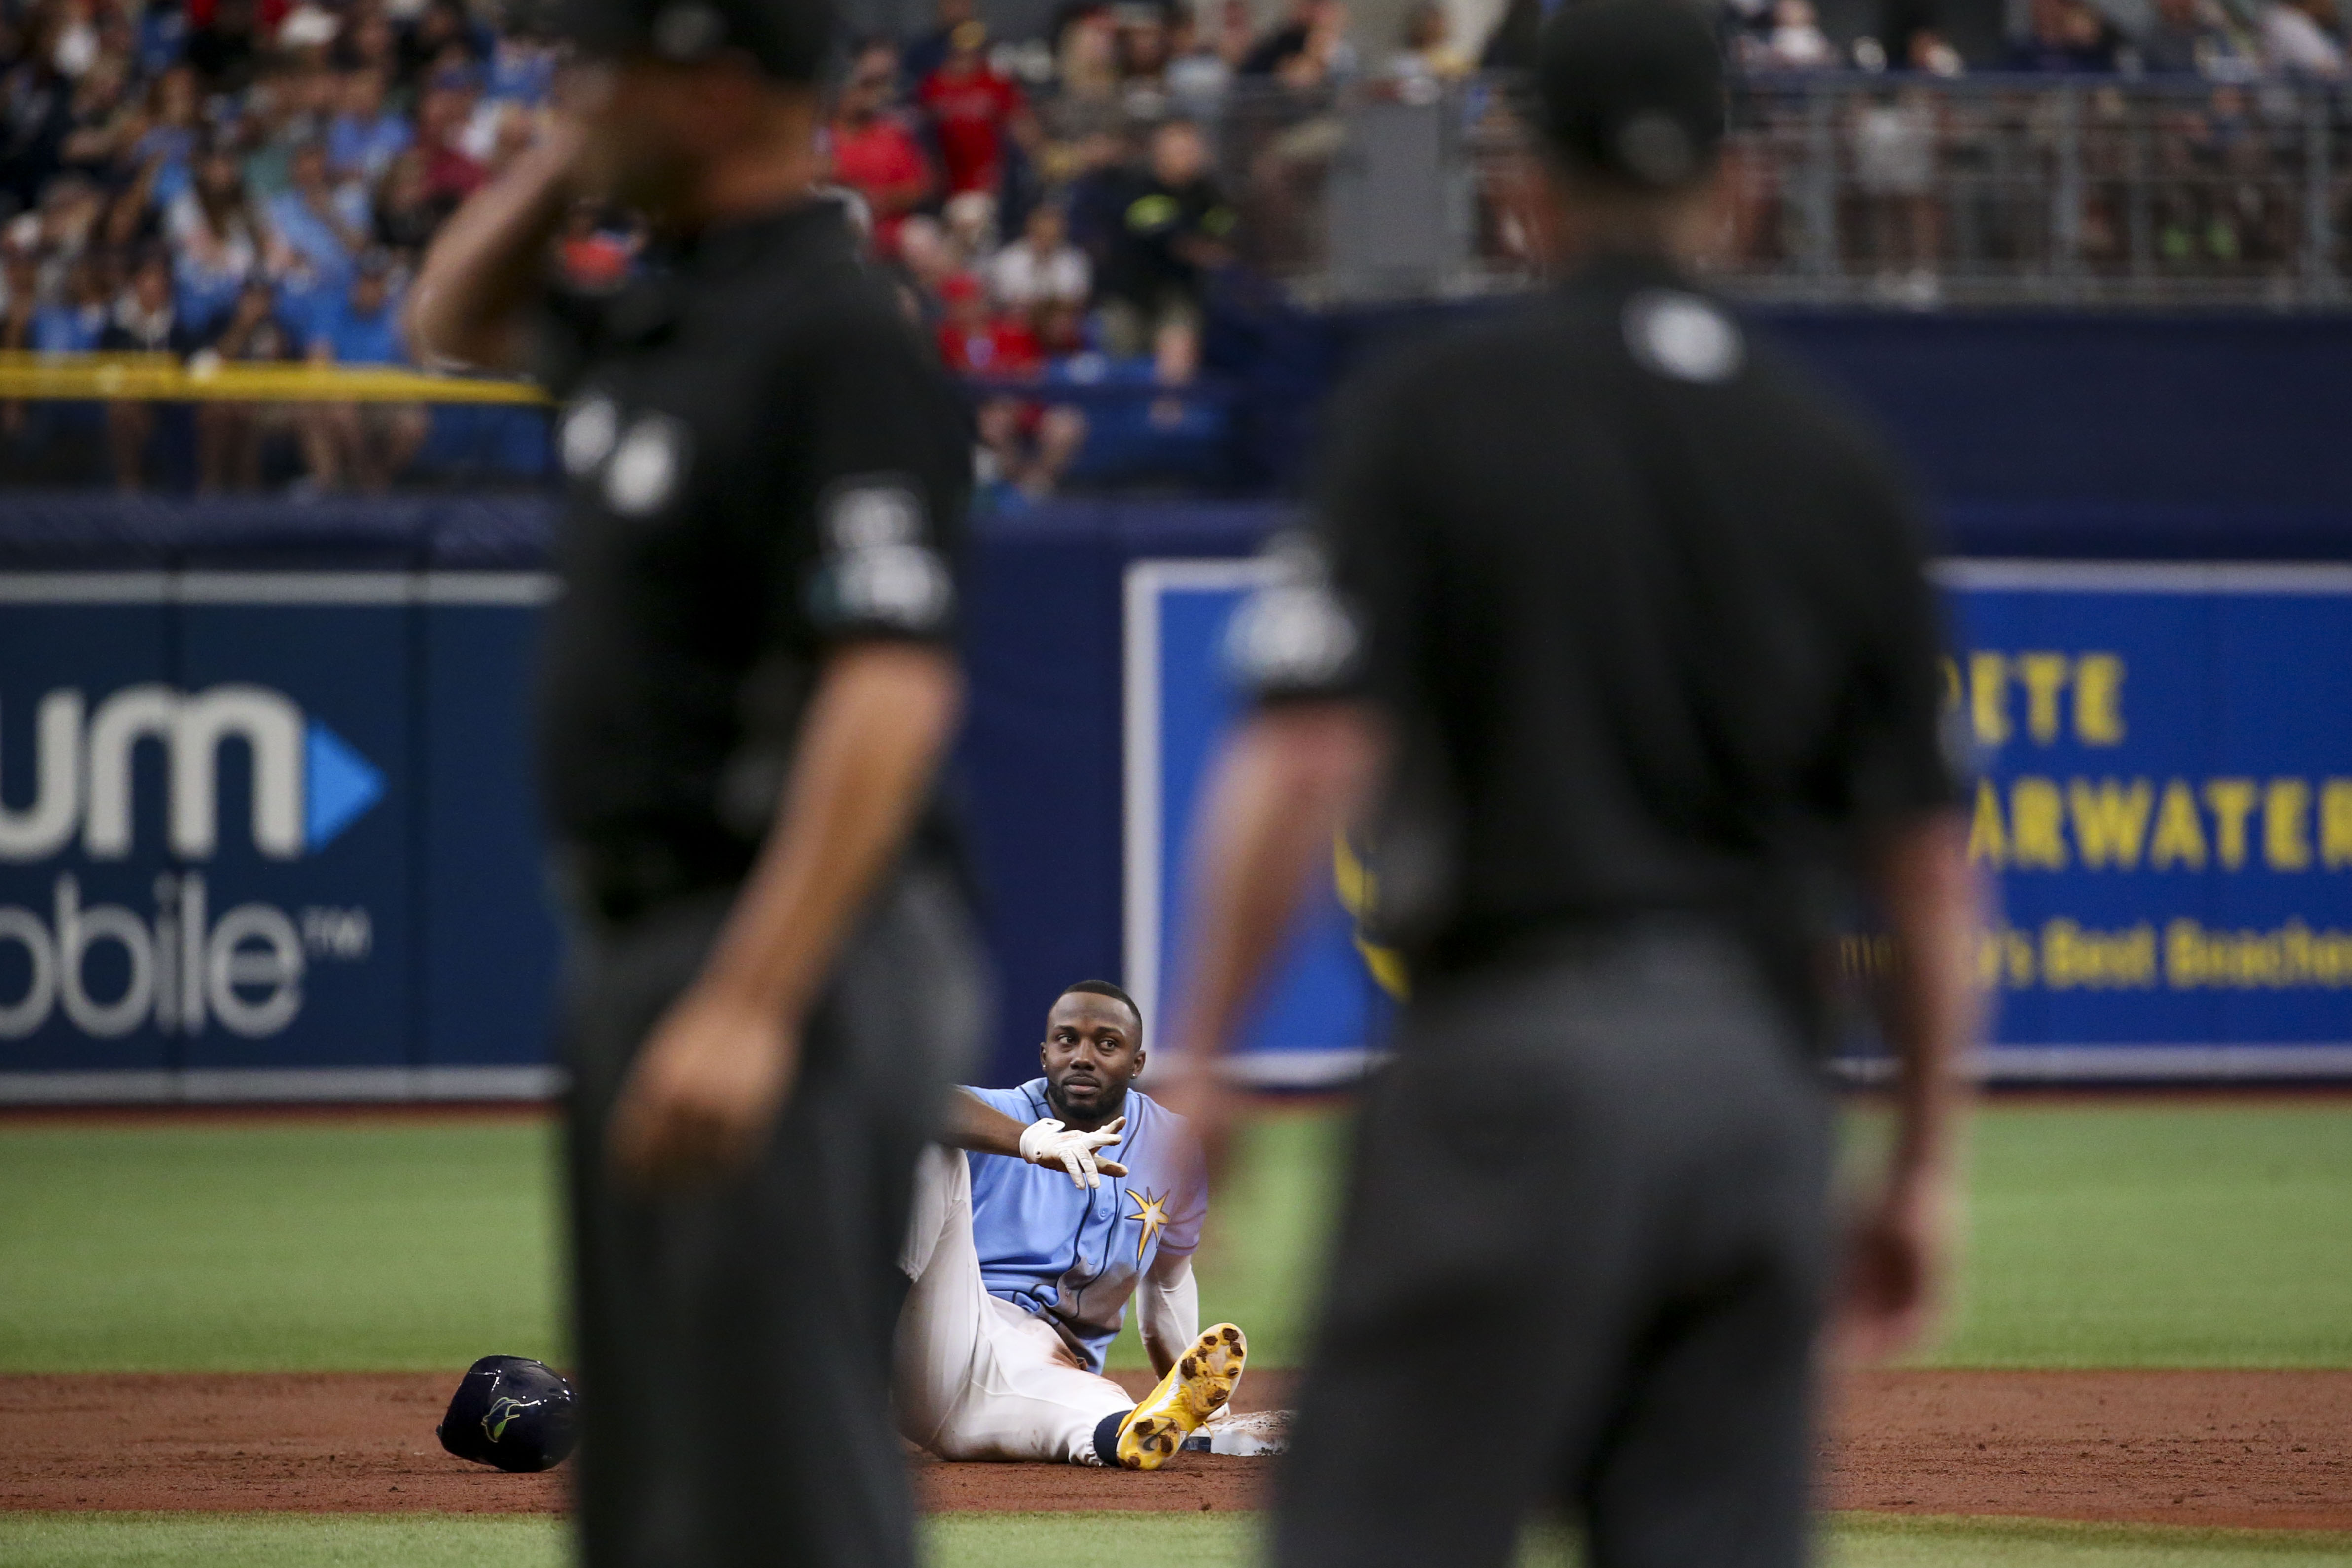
785;307;970;647
1225;362;1420;705
1821;448;1967;823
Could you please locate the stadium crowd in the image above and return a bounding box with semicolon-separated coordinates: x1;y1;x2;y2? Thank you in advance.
1725;0;2346;79
0;0;2344;491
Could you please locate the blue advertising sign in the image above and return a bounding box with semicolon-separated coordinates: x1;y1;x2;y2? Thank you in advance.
1940;561;2352;1079
11;547;2348;1098
1123;560;1392;1088
1125;558;2352;1083
0;572;561;1101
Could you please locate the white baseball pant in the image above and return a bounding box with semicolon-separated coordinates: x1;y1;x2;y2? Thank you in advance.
892;1144;1134;1464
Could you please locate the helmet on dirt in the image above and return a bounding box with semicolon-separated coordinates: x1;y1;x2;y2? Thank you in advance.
437;1355;579;1473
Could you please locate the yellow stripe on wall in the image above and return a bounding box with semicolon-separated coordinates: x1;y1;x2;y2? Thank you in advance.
0;353;549;406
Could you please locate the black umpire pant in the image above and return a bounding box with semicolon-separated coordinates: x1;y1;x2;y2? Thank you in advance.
561;861;984;1568
1274;923;1833;1568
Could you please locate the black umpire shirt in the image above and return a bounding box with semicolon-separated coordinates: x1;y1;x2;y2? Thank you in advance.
534;200;972;923
1231;254;1957;1030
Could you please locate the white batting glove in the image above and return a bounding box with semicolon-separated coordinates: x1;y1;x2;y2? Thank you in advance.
1019;1115;1126;1189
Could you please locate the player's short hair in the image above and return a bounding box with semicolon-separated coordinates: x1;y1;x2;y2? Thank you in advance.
1056;979;1143;1042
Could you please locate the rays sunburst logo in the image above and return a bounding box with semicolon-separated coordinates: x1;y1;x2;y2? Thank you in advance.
1126;1187;1172;1266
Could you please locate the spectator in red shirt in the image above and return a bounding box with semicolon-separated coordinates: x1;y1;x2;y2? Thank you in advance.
827;40;934;258
933;271;1084;500
915;20;1036;198
414;85;485;206
933;271;1039;376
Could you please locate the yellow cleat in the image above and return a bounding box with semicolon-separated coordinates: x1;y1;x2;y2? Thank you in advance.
1115;1322;1247;1471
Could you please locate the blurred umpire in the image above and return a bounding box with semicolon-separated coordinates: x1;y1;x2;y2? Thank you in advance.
407;1;982;1564
1160;2;1982;1566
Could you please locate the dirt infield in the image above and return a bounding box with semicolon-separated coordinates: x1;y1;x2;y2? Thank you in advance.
2;1369;2346;1527
1822;1370;2352;1532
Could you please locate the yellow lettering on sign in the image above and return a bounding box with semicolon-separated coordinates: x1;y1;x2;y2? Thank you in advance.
2166;918;2352;988
2073;654;2127;746
2204;779;2259;871
2041;919;2157;989
2004;926;2037;986
1968;777;2009;868
2323;779;2352;871
2165;918;2200;987
2016;653;2071;744
2011;777;2068;870
2149;779;2207;871
1970;653;2010;746
1973;927;2008;989
2068;778;2152;870
2264;778;2313;872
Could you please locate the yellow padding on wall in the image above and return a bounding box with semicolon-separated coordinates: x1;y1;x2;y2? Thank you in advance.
0;353;549;405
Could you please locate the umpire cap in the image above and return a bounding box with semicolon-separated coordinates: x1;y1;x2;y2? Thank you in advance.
541;0;834;83
437;1355;580;1472
1535;0;1726;190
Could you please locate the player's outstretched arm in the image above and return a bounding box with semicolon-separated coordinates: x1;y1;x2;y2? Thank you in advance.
1137;1250;1200;1378
608;644;961;1188
936;1091;1130;1186
1838;807;1981;1364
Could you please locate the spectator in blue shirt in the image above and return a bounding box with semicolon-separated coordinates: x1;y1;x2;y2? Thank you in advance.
266;139;371;287
310;251;407;365
168;146;267;333
32;255;112;354
270;252;340;349
303;250;425;491
327;69;413;184
132;65;204;210
484;32;558;106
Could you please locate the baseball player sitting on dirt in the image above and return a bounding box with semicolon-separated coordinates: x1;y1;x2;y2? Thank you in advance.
895;979;1247;1470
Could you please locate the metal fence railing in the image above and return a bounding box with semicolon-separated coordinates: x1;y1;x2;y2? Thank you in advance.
1199;74;2352;309
1720;76;2350;307
6;74;2348;494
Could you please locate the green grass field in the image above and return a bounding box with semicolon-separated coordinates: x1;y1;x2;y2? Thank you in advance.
0;1120;568;1372
1933;1105;2352;1368
2;1099;2348;1567
5;1102;2348;1374
3;1512;2348;1568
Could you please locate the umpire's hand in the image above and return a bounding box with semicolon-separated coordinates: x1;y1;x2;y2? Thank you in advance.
1831;1167;1955;1365
609;985;800;1189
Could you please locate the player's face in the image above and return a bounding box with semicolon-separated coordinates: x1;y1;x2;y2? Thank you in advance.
1040;993;1143;1127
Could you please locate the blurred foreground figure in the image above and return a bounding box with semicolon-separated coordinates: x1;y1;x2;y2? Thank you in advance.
406;1;982;1563
1159;3;1981;1565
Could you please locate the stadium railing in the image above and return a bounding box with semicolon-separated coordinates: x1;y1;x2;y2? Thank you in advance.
5;72;2350;494
1198;73;2352;310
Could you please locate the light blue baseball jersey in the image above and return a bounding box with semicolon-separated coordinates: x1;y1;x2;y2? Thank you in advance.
964;1079;1209;1373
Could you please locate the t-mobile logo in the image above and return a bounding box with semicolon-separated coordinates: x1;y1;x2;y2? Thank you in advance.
0;686;383;863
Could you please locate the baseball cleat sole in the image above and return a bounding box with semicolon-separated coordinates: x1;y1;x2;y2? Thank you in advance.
1115;1322;1247;1471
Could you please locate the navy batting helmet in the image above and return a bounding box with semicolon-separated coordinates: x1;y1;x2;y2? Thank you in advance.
437;1355;579;1473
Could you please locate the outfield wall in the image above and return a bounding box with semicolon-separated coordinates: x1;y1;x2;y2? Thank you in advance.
0;495;2348;1100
